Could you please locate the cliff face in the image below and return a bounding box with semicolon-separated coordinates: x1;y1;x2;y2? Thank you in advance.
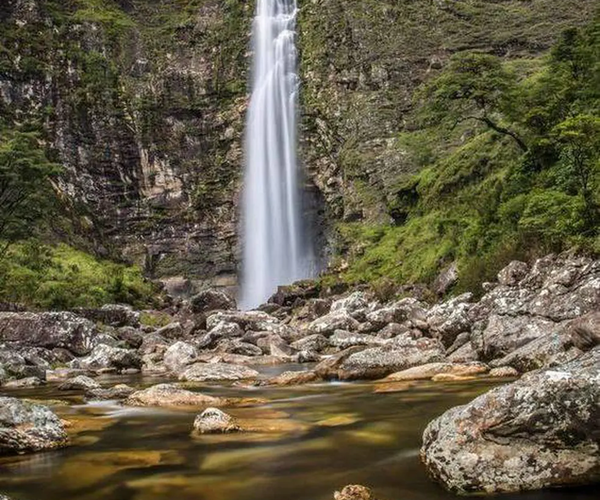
0;0;596;288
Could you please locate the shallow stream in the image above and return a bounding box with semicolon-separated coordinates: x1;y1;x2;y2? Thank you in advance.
0;370;596;500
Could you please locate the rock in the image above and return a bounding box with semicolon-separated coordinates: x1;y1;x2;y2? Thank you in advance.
259;370;320;387
376;323;408;339
433;262;458;296
87;384;135;400
0;350;45;380
256;334;294;356
447;342;478;363
472;314;558;362
488;366;519;378
72;304;140;327
0;397;68;455
336;335;446;380
291;334;328;352
0;312;97;356
192;408;240;434
3;377;44;388
431;373;478;382
74;344;142;372
115;327;144;349
206;311;291;339
305;298;332;319
366;298;427;329
155;322;185;340
207;320;244;339
306;310;360;336
568;312;600;351
426;293;473;348
268;280;320;306
497;261;529;286
125;384;229;408
331;292;369;315
334;485;378;500
329;331;386;349
190;289;236;314
178;363;259;382
58;375;100;392
163;341;198;373
490;330;582;373
90;333;119;348
295;350;320;363
0;365;6;385
421;347;600;494
216;339;263;357
383;362;488;382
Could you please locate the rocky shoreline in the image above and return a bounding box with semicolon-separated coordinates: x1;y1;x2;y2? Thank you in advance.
1;254;599;498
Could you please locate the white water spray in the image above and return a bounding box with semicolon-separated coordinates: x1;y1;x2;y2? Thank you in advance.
240;0;313;309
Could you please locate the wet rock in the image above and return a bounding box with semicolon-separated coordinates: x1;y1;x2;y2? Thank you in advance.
259;370;320;387
73;344;142;372
125;384;226;408
383;362;488;382
329;331;386;349
421;347;600;494
568;312;600;351
291;334;328;352
178;363;259;382
0;397;68;454
58;375;100;392
193;408;240;434
163;341;198;373
334;485;378;500
306;310;360;336
3;377;44;388
190;289;236;314
87;384;135;400
488;366;519;378
0;312;97;356
336;335;445;380
426;294;473;348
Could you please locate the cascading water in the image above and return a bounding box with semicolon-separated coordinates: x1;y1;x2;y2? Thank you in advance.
240;0;314;309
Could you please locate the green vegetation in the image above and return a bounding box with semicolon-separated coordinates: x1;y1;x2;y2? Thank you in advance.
0;242;156;310
334;18;600;294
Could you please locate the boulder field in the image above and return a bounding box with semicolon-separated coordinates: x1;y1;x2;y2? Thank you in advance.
0;255;599;495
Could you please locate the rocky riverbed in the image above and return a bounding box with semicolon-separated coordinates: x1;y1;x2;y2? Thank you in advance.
1;254;599;499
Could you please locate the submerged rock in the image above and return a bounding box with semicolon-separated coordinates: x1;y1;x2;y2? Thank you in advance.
178;363;259;382
88;384;135;400
125;384;226;408
58;375;100;392
334;485;379;500
0;397;68;455
421;347;600;494
193;408;240;434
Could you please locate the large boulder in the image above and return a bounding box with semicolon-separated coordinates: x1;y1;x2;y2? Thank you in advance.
178;363;259;382
568;312;600;351
0;397;68;455
329;331;386;350
73;344;142;372
290;334;328;352
0;312;97;356
72;304;140;327
383;362;488;382
206;311;291;338
190;289;236;314
163;341;198;373
336;335;445;380
366;298;427;329
58;375;100;392
421;347;600;494
426;294;473;348
306;310;360;336
215;339;263;357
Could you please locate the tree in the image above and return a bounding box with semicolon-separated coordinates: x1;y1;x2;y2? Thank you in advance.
553;114;600;229
418;52;528;152
0;127;61;256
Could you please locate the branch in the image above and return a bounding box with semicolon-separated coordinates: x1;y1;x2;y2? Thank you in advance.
453;115;528;152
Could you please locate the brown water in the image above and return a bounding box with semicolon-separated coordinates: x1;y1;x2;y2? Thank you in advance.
0;371;597;500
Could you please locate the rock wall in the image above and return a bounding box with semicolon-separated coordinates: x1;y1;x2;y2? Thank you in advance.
0;0;596;287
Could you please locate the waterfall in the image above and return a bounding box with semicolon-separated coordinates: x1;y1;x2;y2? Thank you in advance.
240;0;313;309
